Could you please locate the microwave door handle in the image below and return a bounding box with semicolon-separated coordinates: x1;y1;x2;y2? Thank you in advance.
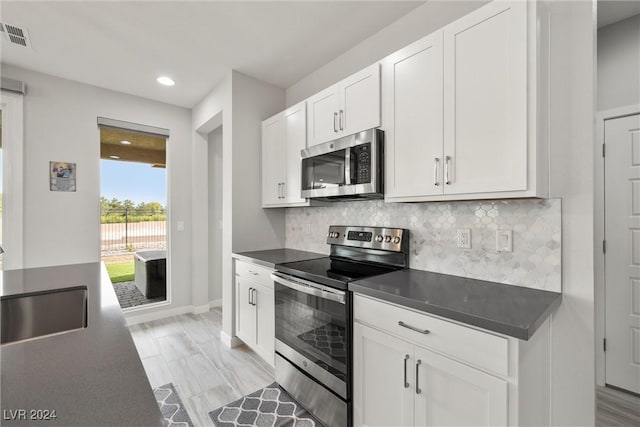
271;273;346;304
345;148;351;185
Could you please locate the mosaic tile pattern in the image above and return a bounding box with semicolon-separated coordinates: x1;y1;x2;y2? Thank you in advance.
154;383;194;427
209;382;318;427
286;199;561;292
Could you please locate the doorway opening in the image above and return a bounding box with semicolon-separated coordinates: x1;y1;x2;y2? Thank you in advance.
99;125;168;309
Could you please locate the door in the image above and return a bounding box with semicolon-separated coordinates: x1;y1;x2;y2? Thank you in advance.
283;102;307;203
353;323;414;427
604;113;640;394
414;346;507;426
307;84;340;146
340;63;380;137
253;281;275;366
383;31;444;198
235;276;256;346
262;114;285;206
443;1;527;195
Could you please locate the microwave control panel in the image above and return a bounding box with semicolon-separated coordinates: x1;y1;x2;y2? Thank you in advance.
352;144;371;184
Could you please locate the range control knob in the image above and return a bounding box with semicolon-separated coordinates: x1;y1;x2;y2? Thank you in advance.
375;235;384;243
334;232;340;238
393;236;401;244
384;235;392;243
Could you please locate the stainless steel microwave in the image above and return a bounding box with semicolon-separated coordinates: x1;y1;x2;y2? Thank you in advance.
301;128;383;200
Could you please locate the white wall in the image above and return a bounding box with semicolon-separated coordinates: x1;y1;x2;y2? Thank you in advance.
192;71;285;341
208;126;223;303
285;0;488;106
597;14;640;111
1;64;195;310
545;1;596;424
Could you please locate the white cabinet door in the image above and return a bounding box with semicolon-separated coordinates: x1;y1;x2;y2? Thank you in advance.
283;102;307;204
261;114;285;206
340;63;380;137
354;323;414;427
383;31;444;199
235;276;256;346
443;1;527;195
307;84;340;146
253;282;275;366
414;346;508;427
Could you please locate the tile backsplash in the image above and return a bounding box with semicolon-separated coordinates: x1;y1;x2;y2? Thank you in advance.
286;199;561;292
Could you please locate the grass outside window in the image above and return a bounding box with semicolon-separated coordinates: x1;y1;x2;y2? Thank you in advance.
106;261;135;283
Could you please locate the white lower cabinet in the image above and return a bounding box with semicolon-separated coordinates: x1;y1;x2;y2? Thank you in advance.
234;259;275;366
353;295;551;427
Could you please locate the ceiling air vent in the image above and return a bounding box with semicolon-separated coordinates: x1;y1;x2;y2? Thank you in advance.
0;22;31;48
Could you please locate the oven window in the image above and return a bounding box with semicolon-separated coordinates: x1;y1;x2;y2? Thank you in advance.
275;283;348;382
302;150;346;190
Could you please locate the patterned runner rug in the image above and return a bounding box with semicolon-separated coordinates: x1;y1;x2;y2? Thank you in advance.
209;382;321;427
154;383;194;427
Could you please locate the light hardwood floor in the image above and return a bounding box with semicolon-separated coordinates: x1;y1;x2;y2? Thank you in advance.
129;308;274;426
596;385;640;427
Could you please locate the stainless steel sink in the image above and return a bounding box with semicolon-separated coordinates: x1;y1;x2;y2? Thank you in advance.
1;286;88;345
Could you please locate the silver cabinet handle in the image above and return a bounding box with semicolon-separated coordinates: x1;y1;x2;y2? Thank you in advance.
398;321;431;335
333;112;338;132
339;109;344;131
445;156;451;185
248;270;258;276
433;158;440;186
282;182;286;199
403;354;410;388
248;287;253;305
415;359;422;394
252;288;257;306
277;183;281;199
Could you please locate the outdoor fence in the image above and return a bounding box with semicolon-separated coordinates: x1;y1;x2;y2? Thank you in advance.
100;208;167;253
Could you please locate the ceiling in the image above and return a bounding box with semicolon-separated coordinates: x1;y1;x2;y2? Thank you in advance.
100;127;166;167
0;1;424;108
598;0;640;28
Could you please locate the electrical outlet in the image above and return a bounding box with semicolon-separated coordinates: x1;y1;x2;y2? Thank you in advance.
457;228;471;249
177;221;185;231
496;230;513;252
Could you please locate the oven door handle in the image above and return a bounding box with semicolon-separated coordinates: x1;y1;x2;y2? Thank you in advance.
271;272;346;305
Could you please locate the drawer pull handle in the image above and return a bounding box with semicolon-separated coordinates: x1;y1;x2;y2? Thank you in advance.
248;270;258;275
416;359;422;395
248;287;253;305
398;321;431;335
403;354;410;388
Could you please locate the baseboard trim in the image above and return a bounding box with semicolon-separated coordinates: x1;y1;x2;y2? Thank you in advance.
209;299;222;308
221;330;243;348
125;305;194;326
192;303;211;314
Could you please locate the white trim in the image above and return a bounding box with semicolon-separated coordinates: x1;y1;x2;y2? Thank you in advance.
192;303;211;314
220;330;243;348
0;91;24;270
209;299;222;308
124;304;194;326
594;104;640;386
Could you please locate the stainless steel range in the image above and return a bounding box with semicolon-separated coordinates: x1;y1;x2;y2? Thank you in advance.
272;225;409;427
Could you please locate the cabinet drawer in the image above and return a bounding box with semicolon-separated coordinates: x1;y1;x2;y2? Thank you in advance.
235;260;273;287
354;294;508;376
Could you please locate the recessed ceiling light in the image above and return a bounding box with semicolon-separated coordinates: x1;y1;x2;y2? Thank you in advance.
157;76;175;86
120;140;132;145
109;155;120;159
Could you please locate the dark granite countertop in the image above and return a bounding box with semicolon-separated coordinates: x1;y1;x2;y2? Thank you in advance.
233;248;326;269
1;262;164;427
349;269;562;340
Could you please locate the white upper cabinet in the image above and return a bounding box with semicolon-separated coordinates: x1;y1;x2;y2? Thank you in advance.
262;115;286;206
307;63;381;146
262;102;309;208
383;31;444;199
384;0;547;202
443;0;527;195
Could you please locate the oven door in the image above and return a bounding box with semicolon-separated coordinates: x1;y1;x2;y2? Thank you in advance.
272;272;349;399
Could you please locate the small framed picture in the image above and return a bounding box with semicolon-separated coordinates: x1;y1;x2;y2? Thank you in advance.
50;161;77;192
